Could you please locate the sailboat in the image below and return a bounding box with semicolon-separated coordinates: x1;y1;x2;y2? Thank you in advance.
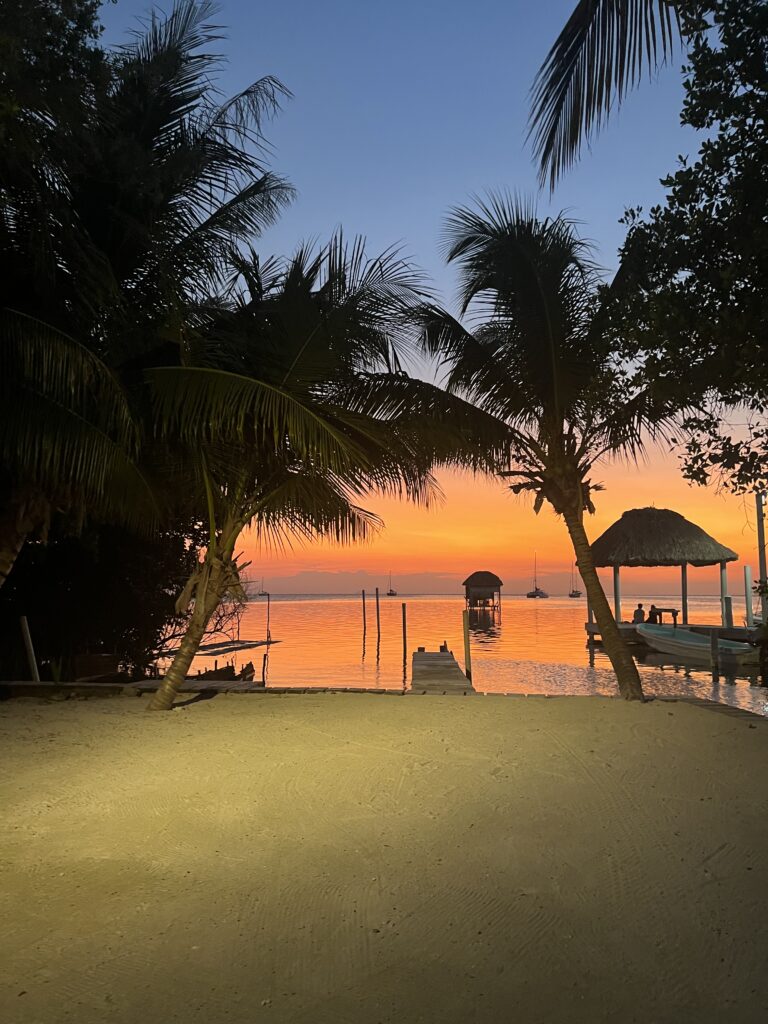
568;562;582;599
257;577;268;597
386;571;397;597
526;555;549;598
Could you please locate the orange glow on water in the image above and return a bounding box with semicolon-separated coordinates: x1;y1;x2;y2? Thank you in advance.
243;450;760;595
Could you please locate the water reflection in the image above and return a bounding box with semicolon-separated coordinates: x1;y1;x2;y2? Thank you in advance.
189;594;768;716
468;607;501;641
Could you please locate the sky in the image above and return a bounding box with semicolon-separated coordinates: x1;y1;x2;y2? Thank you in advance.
99;1;759;595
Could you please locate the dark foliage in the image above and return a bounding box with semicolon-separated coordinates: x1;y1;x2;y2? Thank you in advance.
612;0;768;490
0;523;201;680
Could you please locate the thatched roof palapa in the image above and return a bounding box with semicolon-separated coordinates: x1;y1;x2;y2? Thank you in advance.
463;571;503;587
590;508;738;568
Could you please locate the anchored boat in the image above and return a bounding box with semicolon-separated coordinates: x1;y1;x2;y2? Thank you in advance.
636;623;758;664
568;562;582;599
526;554;549;599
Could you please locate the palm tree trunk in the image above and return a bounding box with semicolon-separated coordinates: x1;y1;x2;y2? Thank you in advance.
562;509;645;701
0;492;47;590
0;524;30;589
147;559;226;711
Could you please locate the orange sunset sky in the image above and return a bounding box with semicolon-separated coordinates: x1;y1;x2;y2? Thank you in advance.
243;446;762;597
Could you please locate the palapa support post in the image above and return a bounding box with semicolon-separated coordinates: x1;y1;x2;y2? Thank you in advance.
719;561;729;626
745;566;754;627
723;596;734;629
681;563;689;625
462;608;472;682
757;493;768;623
612;565;622;623
19;616;40;683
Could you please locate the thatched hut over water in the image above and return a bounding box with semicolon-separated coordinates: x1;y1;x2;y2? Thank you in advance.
590;507;738;625
463;571;503;610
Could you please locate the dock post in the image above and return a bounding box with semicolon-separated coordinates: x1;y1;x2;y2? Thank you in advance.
462;608;472;682
375;587;381;638
401;602;407;675
266;592;271;643
19;616;40;682
745;566;754;627
710;629;720;680
362;589;367;638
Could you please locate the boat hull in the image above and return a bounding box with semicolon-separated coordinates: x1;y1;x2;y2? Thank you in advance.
636;623;757;663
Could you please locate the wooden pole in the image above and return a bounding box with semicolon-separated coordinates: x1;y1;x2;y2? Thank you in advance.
757;493;768;622
745;565;754;627
719;561;728;626
462;608;472;682
710;628;720;680
375;587;381;639
681;563;688;625
612;565;622;622
19;616;40;682
362;589;367;638
401;602;407;665
266;592;271;643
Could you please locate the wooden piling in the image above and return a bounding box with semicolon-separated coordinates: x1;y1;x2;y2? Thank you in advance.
462;608;472;682
375;587;381;638
401;602;407;664
362;589;367;638
710;629;720;679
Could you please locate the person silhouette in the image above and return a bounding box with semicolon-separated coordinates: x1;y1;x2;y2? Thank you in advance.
647;604;660;624
632;603;645;624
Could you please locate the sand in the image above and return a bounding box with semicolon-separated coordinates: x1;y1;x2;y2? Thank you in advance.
1;692;767;1023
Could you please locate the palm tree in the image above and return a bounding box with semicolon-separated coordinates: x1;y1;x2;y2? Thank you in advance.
0;311;157;588
0;0;293;586
529;1;683;188
145;236;452;710
422;194;679;700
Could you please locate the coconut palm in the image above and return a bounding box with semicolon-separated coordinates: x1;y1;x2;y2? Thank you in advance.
529;1;683;188
0;311;158;588
144;236;451;710
0;0;293;586
422;195;680;700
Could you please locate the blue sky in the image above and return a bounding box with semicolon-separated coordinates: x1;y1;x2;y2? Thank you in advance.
100;0;696;307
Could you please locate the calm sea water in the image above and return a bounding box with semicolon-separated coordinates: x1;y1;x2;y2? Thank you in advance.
189;593;768;717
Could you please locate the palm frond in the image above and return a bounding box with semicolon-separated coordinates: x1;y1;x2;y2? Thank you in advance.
438;195;602;426
529;0;681;189
206;75;293;140
0;310;137;449
147;365;375;473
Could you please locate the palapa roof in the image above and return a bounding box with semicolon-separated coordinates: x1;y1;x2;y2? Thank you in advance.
590;507;738;568
463;570;503;587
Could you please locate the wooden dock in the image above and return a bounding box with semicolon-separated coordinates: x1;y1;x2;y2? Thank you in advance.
410;646;475;695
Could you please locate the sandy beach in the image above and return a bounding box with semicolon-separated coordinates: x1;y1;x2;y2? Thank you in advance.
1;692;767;1023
